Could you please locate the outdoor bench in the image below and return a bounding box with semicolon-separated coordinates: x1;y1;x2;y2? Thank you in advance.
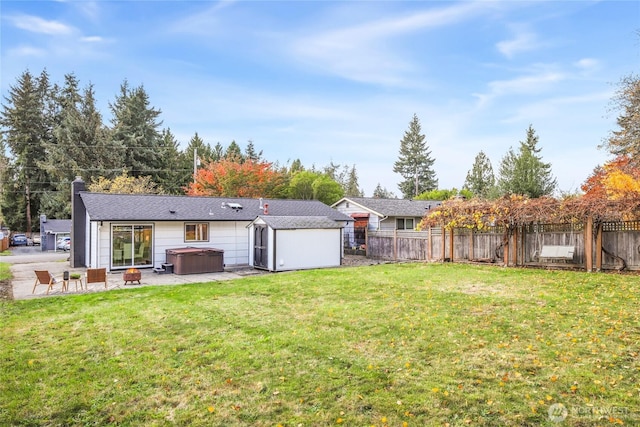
538;245;575;263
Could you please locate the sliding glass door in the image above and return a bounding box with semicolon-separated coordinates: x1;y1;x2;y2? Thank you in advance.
112;225;153;269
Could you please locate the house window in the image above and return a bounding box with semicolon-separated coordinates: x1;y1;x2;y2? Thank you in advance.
396;218;415;230
185;223;209;242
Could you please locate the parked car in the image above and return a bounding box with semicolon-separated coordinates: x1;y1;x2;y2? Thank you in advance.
11;234;28;246
32;235;41;246
57;236;71;251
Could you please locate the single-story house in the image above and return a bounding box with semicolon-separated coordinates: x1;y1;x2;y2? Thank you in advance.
39;216;71;252
331;197;441;247
70;178;352;272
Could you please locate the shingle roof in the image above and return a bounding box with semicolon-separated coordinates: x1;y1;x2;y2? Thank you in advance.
41;219;71;234
257;215;343;230
333;197;442;217
79;193;352;222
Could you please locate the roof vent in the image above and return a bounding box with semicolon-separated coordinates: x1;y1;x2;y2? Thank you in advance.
169;209;176;214
221;202;243;211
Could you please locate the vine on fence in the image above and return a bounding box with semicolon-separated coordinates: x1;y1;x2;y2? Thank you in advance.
419;194;640;231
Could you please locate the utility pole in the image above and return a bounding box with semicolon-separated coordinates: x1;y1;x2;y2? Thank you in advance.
193;148;200;183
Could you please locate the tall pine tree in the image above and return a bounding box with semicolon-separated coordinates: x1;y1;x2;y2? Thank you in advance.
463;151;495;199
0;70;55;232
497;125;556;198
393;114;437;198
601;74;640;159
109;81;163;180
157;128;190;194
40;75;114;217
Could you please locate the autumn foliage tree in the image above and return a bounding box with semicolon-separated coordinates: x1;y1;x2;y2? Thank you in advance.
582;155;640;200
186;159;287;198
89;171;164;194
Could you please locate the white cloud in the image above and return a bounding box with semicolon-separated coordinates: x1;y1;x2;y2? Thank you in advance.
473;69;566;109
8;45;46;57
501;91;612;123
496;25;540;58
574;58;600;70
289;2;491;85
9;14;74;35
170;0;237;35
81;36;104;43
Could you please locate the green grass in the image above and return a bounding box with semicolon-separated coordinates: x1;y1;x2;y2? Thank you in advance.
0;262;10;280
1;263;639;426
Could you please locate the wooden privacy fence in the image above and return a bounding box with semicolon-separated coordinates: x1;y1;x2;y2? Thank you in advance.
364;219;640;271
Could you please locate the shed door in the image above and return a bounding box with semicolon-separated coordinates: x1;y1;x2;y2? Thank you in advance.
253;225;268;269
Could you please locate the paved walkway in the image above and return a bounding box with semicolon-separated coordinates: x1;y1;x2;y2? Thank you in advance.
6;251;264;300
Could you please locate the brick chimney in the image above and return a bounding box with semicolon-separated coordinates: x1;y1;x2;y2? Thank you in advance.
70;177;86;268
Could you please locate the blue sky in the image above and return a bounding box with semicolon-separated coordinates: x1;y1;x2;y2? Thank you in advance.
1;1;638;197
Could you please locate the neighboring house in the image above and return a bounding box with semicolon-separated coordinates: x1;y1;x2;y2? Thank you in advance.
39;216;71;252
332;197;441;246
70;178;352;272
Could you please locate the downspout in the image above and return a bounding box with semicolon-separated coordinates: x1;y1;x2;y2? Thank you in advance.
378;216;388;231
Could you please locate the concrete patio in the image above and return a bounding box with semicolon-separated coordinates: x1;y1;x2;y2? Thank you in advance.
6;250;264;300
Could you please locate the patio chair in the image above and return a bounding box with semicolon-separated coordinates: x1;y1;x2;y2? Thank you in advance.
33;270;64;294
86;268;108;289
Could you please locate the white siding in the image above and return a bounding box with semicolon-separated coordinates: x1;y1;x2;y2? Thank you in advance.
379;217;397;231
152;221;250;267
91;220;251;270
274;228;341;271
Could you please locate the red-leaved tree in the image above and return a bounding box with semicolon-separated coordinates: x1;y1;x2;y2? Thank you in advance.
185;159;287;198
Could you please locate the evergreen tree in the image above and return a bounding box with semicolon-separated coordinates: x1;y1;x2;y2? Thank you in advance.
393;114;437;198
157;128;190;194
225;140;243;161
289;158;304;173
109;81;163;180
602;74;640;159
0;70;55;232
212;142;224;161
463;151;495;198
497;147;517;196
40;76;114;217
185;132;214;167
244;140;262;162
497;125;556;198
344;165;363;197
372;183;396;198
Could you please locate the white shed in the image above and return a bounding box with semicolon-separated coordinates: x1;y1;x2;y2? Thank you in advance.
248;215;343;272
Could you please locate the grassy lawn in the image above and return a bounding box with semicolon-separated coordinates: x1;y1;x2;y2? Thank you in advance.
1;263;639;426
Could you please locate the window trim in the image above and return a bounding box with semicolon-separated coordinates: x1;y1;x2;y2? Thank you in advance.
396;217;416;231
185;222;209;242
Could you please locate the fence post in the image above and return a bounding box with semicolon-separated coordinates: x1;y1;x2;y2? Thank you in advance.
511;227;518;266
441;228;446;262
365;228;368;257
503;231;509;267
585;216;593;272
595;223;602;271
427;226;432;261
448;228;454;262
393;229;397;261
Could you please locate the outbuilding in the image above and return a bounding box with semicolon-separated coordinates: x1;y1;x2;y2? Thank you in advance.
249;215;343;272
